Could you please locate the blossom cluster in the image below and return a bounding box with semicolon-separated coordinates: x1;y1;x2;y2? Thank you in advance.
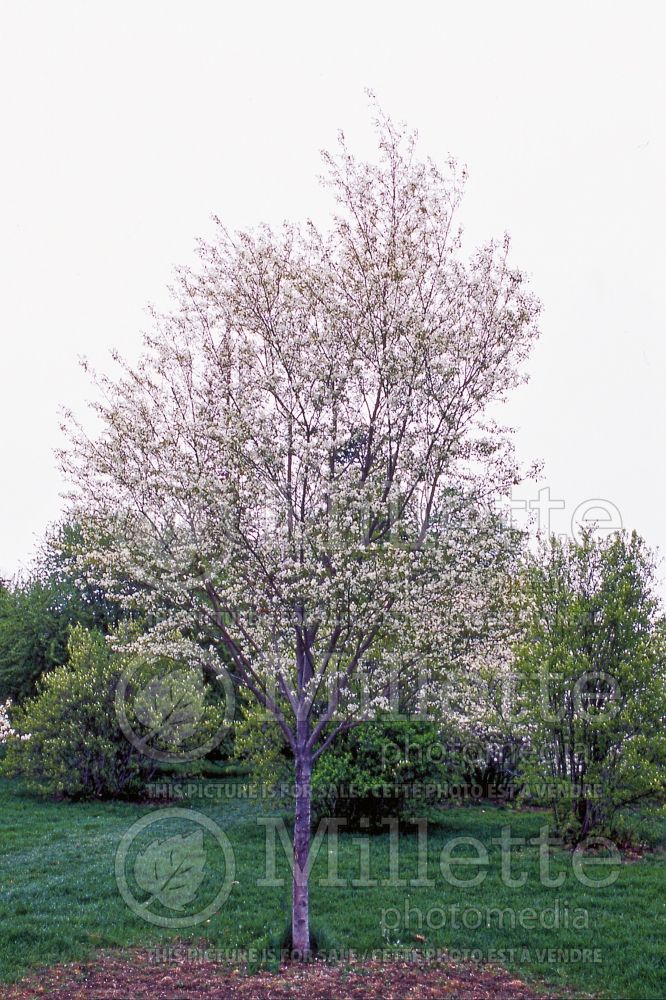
61;115;540;759
0;699;30;743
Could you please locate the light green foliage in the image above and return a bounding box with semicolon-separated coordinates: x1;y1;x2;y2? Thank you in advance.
125;654;228;761
232;697;292;789
0;626;226;798
1;627;151;798
514;529;666;841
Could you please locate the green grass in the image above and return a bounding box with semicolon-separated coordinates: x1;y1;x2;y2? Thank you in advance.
1;777;666;997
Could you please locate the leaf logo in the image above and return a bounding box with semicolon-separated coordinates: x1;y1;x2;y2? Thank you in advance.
134;830;206;911
116;808;236;927
133;669;204;748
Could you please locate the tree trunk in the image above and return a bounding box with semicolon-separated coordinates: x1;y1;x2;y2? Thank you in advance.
292;747;312;959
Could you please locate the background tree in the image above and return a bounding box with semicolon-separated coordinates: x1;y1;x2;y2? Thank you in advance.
64;109;540;956
514;529;666;842
0;521;128;702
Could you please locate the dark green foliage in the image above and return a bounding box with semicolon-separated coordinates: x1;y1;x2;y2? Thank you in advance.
449;729;525;802
311;718;455;827
0;578;73;702
0;522;128;702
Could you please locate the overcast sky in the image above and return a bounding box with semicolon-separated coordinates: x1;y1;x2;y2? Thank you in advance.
1;1;664;584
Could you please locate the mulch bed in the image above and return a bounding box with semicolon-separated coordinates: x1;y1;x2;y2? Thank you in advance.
1;950;556;999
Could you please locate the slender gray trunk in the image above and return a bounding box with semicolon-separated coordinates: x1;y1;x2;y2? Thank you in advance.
292;745;312;958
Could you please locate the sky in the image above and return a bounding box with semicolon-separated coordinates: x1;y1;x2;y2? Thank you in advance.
1;1;664;584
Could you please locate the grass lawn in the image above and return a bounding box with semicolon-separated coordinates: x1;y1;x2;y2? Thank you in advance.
1;776;666;997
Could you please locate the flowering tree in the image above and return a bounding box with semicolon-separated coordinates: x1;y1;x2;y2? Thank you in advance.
63;110;540;956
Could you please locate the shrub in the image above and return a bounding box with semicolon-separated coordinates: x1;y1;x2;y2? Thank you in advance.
310;718;455;827
0;626;226;799
234;704;476;827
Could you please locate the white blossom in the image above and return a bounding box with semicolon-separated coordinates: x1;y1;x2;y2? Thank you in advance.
60;108;539;954
0;700;30;742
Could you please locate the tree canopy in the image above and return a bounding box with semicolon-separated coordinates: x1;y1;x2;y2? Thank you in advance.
0;521;127;702
63;109;540;955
